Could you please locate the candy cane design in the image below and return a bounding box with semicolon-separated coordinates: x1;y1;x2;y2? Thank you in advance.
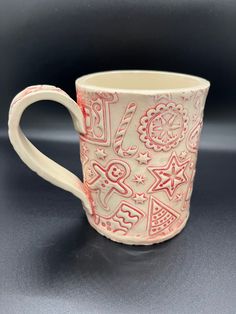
113;103;138;157
186;90;207;153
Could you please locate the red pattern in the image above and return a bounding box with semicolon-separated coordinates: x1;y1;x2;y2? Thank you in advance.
86;160;133;210
148;196;180;237
186;120;203;153
148;152;191;200
186;89;208;153
183;169;196;211
11;85;68;106
78;91;119;146
94;201;144;235
138;102;188;152
75;86;208;242
10;81;209;243
113;103;138;157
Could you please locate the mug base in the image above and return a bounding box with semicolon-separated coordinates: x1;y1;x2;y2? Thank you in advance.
86;212;189;245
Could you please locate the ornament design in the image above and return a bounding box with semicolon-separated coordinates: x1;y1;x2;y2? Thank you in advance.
138;102;188;151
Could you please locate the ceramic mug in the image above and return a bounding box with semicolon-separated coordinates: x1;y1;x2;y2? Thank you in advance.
8;70;210;245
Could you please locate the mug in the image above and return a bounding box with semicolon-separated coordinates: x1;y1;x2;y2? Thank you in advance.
8;70;210;245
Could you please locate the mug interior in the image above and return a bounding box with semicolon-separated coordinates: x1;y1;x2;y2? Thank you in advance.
76;70;210;93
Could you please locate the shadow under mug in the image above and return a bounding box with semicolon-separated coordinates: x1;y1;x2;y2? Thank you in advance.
8;70;210;245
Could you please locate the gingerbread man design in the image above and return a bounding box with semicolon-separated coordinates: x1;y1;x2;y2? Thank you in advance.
86;160;133;210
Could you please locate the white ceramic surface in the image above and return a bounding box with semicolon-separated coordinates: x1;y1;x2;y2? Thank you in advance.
8;70;210;245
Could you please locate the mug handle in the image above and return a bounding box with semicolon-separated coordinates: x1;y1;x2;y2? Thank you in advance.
8;85;92;215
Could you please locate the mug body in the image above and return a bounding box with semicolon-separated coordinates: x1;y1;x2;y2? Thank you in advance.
76;70;210;245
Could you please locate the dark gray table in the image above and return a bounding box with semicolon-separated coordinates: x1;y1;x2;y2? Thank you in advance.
1;122;236;313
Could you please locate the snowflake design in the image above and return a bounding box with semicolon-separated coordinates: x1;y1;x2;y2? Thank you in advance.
151;114;181;142
138;102;188;151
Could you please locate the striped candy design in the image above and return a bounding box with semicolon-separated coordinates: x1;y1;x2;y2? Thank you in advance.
113;103;138;157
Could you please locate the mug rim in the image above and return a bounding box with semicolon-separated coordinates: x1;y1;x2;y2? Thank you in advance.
75;70;210;94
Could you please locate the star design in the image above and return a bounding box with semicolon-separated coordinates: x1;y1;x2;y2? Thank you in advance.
179;151;188;160
133;174;145;185
87;167;94;178
95;148;107;160
86;160;132;209
189;162;194;169
175;193;183;201
80;141;89;164
180;91;194;102
148;152;190;200
192;113;198;122
81;142;89;155
136;152;151;164
133;193;148;204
